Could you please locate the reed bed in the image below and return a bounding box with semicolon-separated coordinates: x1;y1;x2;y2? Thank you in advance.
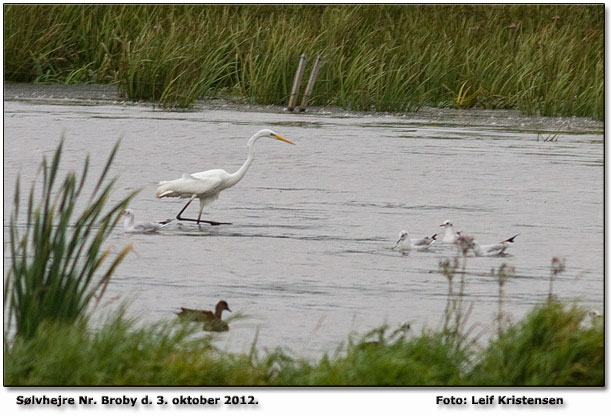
3;4;603;119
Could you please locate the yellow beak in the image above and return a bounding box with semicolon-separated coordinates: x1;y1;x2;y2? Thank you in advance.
273;133;295;145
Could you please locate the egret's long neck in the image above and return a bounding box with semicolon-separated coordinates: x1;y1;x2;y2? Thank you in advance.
226;135;258;188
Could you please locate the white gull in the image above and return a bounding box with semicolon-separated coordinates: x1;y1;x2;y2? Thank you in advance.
395;230;437;251
123;209;173;234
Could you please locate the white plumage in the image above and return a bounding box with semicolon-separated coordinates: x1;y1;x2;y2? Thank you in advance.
156;129;294;224
440;219;460;244
471;234;519;257
395;230;437;251
123;209;173;234
157;173;223;201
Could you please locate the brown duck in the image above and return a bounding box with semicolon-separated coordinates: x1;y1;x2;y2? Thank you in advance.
177;300;232;332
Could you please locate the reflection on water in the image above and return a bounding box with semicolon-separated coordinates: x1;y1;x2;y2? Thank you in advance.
3;85;604;357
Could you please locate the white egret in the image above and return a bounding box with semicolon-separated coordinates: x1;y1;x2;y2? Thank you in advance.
470;234;519;257
176;300;232;332
395;230;437;251
156;129;295;225
123;209;173;233
440;220;460;244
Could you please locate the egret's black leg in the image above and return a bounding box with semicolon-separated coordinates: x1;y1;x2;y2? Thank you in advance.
176;197;195;221
202;219;232;226
175;197;231;225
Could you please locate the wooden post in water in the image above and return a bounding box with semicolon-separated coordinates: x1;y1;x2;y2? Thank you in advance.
299;55;323;112
287;54;308;111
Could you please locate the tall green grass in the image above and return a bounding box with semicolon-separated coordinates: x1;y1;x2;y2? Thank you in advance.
468;302;603;385
5;300;602;386
3;4;603;119
5;139;136;339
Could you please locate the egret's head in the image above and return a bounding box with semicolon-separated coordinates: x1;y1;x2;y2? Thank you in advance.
440;220;453;228
254;129;295;145
123;209;134;218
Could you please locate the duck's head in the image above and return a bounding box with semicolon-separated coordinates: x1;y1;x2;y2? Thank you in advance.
216;300;232;313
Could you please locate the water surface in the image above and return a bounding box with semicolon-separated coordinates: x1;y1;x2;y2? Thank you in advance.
3;85;604;357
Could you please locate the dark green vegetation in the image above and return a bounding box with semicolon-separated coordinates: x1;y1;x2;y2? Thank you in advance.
468;302;603;385
3;4;603;119
4;142;603;386
5;301;603;386
5;139;136;340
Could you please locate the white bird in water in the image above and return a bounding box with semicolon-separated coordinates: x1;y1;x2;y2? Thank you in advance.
470;234;519;257
587;309;603;324
123;209;173;234
440;220;460;244
156;129;295;225
395;230;437;251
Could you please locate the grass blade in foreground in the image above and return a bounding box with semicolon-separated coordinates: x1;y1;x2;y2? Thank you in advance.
5;137;137;339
